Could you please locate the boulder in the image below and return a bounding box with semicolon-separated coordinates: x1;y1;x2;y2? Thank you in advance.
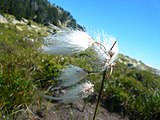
11;19;25;25
0;14;8;23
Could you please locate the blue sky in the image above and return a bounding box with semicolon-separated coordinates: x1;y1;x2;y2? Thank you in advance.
49;0;160;69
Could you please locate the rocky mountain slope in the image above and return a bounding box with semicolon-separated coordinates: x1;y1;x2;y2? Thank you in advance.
118;54;160;76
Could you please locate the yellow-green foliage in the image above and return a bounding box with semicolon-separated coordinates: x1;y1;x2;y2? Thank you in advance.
0;15;61;118
102;62;160;119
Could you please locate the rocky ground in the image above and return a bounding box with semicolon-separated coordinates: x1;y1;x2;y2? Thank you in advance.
18;99;128;120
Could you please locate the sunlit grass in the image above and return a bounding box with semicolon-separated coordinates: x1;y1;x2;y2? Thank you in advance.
0;15;52;118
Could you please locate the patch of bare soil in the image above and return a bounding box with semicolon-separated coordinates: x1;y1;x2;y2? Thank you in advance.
18;99;128;120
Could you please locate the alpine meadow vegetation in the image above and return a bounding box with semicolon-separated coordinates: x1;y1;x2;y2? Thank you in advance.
0;1;160;119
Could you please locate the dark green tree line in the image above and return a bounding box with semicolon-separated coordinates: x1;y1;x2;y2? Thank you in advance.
0;0;82;29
